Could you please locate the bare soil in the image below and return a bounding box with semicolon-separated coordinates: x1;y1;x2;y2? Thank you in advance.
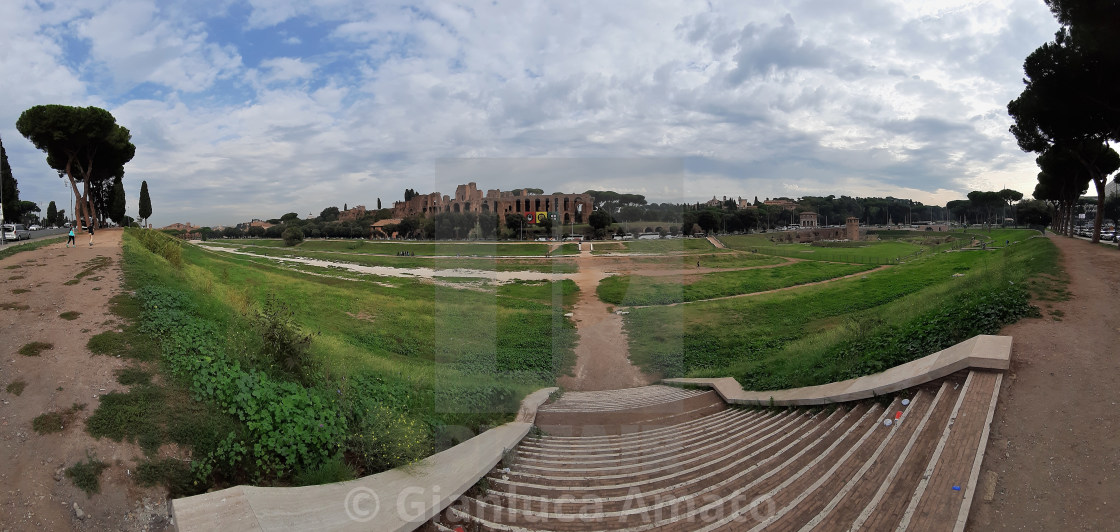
968;234;1120;531
556;246;655;391
0;229;170;531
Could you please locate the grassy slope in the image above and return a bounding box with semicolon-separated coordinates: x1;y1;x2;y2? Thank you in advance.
598;261;877;306
104;230;579;491
625;230;1054;390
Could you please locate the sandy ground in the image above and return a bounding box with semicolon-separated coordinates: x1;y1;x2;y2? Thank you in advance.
556;246;655;391
0;229;170;532
968;234;1120;531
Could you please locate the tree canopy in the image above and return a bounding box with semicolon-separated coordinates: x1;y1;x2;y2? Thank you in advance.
0;136;19;224
109;175;126;225
1008;0;1120;241
16;105;135;229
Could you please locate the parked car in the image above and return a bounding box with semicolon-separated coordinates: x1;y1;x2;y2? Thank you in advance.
2;224;30;241
28;224;41;231
13;224;31;240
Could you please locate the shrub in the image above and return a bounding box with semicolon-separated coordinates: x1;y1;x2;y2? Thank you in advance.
18;341;53;357
350;403;432;474
66;453;108;496
282;227;304;247
32;403;86;434
6;379;27;396
254;296;317;384
292;455;357;486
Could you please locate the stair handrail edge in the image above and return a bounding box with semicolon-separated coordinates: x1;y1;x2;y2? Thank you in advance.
663;334;1011;407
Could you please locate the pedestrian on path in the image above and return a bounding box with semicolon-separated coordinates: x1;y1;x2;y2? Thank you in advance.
88;224;95;247
66;227;75;247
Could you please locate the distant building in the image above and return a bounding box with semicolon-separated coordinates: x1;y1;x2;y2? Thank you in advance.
371;218;403;239
704;196;723;208
763;198;799;210
236;219;274;230
799;212;819;228
339;205;368;222
393;182;593;228
1107;180;1119;197
161;222;194;231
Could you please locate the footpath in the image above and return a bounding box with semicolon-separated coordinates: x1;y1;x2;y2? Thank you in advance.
968;234;1120;530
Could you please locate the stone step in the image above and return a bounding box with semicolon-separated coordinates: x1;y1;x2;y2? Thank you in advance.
539;385;708;412
515;408;772;459
427;369;1004;531
853;374;968;530
514;410;772;469
514;411;816;478
524;405;747;446
903;371;1002;532
535;391;727;437
496;410;824;491
807;383;949;531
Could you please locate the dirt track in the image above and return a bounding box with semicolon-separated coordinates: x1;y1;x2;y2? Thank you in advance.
0;229;169;531
968;234;1120;531
556;246;654;391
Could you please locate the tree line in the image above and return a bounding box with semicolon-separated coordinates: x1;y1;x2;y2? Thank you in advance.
1008;0;1120;243
4;105;155;229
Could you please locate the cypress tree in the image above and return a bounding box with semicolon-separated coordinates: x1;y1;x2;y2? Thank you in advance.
139;180;152;227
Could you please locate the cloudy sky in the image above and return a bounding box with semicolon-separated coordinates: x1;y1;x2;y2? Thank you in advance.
0;0;1059;226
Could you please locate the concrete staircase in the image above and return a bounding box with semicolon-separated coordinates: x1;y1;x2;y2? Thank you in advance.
427;370;1002;531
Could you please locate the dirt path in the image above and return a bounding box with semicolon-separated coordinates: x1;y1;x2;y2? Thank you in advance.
0;229;169;531
556;246;654;391
968;235;1120;531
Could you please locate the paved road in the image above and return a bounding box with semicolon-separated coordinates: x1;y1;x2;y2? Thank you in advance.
0;227;70;249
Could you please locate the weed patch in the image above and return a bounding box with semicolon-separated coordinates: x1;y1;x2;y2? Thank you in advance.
32;403;86;434
60;311;81;320
66;453;108;496
19;341;53;357
116;367;153;386
11;288;29;294
292;456;356;486
0;302;30;310
6;379;27;396
135;458;194;498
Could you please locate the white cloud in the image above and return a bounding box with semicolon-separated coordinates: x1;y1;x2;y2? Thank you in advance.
258;57;317;83
72;0;242;92
0;0;1064;226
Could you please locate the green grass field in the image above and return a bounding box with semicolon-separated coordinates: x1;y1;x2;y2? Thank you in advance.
591;238;722;255
625;230;1053;390
598;261;878;306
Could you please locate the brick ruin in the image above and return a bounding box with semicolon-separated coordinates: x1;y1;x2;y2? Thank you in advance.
392;183;594;228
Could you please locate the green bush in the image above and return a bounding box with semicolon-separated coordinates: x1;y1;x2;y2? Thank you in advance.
66;453;108;496
349;403;432;474
254;296;317;384
282;227;304;247
292;455;357;486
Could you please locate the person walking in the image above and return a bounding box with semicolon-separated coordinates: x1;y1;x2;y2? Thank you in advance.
66;227;75;247
88;224;95;247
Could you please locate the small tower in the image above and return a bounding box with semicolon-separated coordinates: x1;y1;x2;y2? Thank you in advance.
846;217;860;241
